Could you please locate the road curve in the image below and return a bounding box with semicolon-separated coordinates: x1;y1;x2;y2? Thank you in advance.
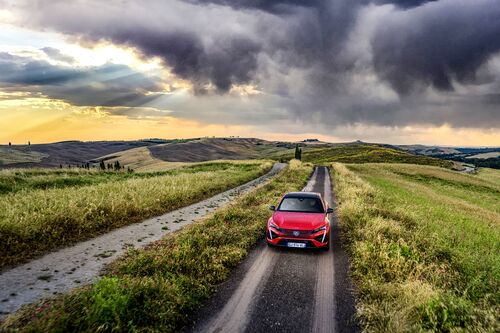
0;163;286;318
188;166;359;333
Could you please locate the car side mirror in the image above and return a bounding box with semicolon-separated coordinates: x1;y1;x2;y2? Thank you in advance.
269;205;276;211
326;208;334;214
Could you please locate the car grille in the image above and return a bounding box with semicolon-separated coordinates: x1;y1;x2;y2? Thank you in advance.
279;229;314;238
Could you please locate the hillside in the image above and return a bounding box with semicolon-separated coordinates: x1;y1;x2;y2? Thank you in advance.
274;144;453;168
1;138;459;170
0;141;158;168
148;138;291;162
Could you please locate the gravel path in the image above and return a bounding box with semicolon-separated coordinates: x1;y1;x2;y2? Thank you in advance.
0;163;286;318
188;166;359;333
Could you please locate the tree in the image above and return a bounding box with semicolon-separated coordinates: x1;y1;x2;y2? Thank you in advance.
8;142;11;147
294;144;302;161
114;160;121;171
60;164;63;169
28;141;30;146
99;160;106;171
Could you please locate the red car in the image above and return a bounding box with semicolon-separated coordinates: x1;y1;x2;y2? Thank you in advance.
266;192;333;250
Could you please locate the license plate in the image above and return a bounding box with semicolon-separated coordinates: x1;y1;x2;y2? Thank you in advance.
287;242;306;248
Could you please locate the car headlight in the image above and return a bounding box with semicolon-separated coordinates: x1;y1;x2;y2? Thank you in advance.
313;225;327;233
269;222;281;231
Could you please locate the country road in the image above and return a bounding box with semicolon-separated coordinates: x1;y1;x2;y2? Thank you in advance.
0;163;286;318
188;166;359;333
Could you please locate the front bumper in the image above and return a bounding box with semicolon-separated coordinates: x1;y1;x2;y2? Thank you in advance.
266;228;329;248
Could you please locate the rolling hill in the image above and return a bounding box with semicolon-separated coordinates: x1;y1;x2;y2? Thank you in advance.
1;138;461;170
0;141;158;168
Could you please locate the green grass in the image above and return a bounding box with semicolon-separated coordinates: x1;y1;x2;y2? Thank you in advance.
1;160;313;332
332;163;499;332
0;161;272;269
303;145;453;167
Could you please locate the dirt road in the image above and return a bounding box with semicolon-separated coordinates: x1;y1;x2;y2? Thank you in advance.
188;166;358;333
0;163;286;318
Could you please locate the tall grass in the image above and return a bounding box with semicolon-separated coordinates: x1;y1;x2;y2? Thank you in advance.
332;163;499;332
1;160;313;332
0;162;272;268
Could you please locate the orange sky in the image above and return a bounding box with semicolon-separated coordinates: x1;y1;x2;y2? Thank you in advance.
1;99;499;146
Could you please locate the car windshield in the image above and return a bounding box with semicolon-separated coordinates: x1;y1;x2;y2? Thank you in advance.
278;197;324;213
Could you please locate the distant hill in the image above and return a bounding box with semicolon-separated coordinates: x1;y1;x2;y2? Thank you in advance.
147;137;302;162
297;144;453;168
397;144;500;169
0;141;157;168
396;145;462;156
1;138;472;170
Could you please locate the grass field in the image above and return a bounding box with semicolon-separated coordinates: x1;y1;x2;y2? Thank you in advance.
332;163;499;332
1;160;313;332
301;145;453;167
0;161;272;269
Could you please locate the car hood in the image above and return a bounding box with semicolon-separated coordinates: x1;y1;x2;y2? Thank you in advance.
272;211;326;230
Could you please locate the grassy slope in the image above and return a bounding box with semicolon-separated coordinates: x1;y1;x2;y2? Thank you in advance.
1;160;313;332
97;146;183;172
0;161;272;269
301;145;453;167
332;163;499;332
0;147;48;165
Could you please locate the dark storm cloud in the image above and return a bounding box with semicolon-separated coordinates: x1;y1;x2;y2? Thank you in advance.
7;0;500;129
0;52;164;107
372;0;500;94
0;52;84;85
107;29;261;92
41;47;76;64
188;0;434;12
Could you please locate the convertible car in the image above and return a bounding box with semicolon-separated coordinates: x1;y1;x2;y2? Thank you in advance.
266;192;333;250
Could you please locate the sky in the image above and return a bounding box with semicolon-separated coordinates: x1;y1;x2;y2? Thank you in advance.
0;0;499;146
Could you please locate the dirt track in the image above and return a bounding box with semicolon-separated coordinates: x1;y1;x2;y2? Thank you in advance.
0;163;285;318
187;166;359;333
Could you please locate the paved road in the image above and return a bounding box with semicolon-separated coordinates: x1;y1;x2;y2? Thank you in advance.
0;163;286;318
188;166;359;333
